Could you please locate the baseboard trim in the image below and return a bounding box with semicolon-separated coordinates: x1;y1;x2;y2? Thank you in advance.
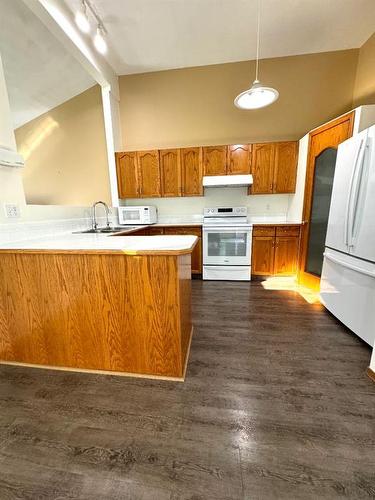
0;360;185;382
366;367;375;383
182;326;194;380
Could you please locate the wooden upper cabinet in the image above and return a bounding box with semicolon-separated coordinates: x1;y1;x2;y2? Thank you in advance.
203;146;227;176
251;143;276;194
136;150;161;198
116;151;138;199
227;144;251;174
159;149;181;197
181;147;203;196
274;142;298;193
250;141;298;194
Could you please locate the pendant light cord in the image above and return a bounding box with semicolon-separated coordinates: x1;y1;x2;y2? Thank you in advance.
255;0;261;82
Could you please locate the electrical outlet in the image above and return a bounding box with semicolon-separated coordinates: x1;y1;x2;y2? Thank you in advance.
4;203;20;218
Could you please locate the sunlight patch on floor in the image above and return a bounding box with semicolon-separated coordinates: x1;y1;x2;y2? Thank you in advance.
261;276;321;304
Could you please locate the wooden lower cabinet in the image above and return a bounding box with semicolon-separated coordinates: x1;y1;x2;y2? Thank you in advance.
164;227;202;274
252;237;275;275
252;225;300;277
274;236;299;275
134;226;203;274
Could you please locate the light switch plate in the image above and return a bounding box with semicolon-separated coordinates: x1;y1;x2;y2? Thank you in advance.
4;203;21;218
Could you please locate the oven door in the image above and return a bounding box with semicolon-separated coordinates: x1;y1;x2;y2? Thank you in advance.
203;226;251;266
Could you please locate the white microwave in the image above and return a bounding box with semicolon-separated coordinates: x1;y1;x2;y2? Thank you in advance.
118;206;157;225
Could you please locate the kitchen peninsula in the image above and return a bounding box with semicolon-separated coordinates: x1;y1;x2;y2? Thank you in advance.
0;233;197;380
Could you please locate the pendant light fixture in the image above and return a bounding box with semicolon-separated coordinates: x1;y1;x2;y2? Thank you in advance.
234;0;279;110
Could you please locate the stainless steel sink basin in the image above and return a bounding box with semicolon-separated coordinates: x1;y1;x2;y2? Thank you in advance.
73;226;137;234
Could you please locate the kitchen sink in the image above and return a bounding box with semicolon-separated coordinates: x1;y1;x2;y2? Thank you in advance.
73;226;137;234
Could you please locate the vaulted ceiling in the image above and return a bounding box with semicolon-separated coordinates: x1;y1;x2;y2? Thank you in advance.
67;0;375;75
0;0;94;128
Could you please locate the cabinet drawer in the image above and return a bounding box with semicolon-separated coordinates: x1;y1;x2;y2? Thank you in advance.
164;227;185;235
276;225;300;237
253;225;276;237
164;226;201;236
148;227;165;235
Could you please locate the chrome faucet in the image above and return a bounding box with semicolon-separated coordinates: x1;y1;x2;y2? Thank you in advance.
92;201;111;230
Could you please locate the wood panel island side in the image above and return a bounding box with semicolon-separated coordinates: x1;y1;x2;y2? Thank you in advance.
0;235;197;380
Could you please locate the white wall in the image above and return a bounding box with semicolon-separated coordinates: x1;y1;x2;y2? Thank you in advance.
0;53;26;223
123;189;292;221
287;134;309;222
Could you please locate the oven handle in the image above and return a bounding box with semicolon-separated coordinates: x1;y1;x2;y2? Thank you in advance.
203;227;252;232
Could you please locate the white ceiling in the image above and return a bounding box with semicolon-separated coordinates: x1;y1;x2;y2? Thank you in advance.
0;0;95;129
67;0;375;75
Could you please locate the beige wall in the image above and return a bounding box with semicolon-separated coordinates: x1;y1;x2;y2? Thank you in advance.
15;85;110;206
119;49;358;150
353;32;375;106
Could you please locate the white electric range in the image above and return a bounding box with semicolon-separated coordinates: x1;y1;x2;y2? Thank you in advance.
202;207;253;281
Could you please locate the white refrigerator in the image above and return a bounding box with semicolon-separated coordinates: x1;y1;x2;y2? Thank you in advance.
320;125;375;346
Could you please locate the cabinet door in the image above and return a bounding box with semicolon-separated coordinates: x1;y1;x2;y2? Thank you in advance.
136;150;161;198
252;236;275;275
181;147;203;196
183;227;202;274
274;236;299;275
273;142;298;193
203;146;227;176
250;143;276;194
159;149;181;197
115;152;139;198
227;144;251;174
164;226;202;274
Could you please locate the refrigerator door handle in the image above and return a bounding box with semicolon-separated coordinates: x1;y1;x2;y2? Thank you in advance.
349;141;370;248
344;139;364;247
324;251;375;278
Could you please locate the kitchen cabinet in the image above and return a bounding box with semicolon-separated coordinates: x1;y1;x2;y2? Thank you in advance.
227;144;252;174
250;141;298;194
203;146;227;176
252;225;300;276
161;226;202;274
115;152;139;198
115;140;297;199
148;227;165;236
274;236;299;275
252;236;275;275
181;147;203;196
273;142;298;193
159;149;181;197
251;143;275;194
136;150;161;198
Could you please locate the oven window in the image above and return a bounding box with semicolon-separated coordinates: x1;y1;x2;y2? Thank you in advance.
207;232;248;256
123;210;140;221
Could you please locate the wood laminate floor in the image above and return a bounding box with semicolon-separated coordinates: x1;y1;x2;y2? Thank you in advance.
0;280;374;499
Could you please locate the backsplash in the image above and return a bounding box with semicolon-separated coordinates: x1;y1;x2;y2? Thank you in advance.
121;187;293;221
0;205;118;245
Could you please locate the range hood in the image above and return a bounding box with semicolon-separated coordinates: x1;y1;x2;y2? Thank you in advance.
203;174;253;188
0;147;24;168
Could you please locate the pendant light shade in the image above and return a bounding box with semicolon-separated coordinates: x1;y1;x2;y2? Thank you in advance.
234;0;279;110
234;79;279;110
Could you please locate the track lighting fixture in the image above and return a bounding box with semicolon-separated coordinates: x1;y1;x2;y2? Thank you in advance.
74;0;108;55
